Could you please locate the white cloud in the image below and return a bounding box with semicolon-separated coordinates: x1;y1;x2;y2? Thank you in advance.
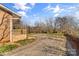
30;3;36;7
67;6;79;17
13;3;36;17
44;4;51;10
17;11;26;16
67;6;79;12
68;6;76;9
43;4;64;13
32;14;37;17
75;12;79;19
53;5;60;13
13;3;34;17
54;13;59;17
13;3;31;10
53;5;64;13
43;4;79;17
43;4;54;12
43;4;64;18
73;12;79;25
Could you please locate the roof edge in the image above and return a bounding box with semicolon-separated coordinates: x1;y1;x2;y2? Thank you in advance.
0;4;21;18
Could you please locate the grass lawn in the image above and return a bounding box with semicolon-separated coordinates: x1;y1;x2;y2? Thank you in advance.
0;38;36;54
45;32;66;40
0;44;18;54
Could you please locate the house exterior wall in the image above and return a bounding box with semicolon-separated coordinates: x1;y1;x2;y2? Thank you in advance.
0;4;25;42
0;9;12;42
0;6;21;42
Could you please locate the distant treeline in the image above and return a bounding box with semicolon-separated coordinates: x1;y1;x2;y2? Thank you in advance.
13;15;79;36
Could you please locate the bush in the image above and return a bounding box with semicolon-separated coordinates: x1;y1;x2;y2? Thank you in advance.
0;44;18;53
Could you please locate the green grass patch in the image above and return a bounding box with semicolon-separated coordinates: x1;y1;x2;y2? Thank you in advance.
47;32;64;35
0;38;35;54
0;44;18;53
52;32;64;36
47;32;65;38
15;39;35;46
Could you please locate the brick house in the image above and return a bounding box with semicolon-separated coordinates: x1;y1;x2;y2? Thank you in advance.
0;4;21;42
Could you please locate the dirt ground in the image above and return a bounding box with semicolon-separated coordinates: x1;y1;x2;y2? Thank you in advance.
12;34;26;42
4;34;67;56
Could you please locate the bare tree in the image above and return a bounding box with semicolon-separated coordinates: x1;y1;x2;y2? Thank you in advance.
30;18;54;33
54;16;77;35
25;23;31;39
34;20;43;33
45;18;54;33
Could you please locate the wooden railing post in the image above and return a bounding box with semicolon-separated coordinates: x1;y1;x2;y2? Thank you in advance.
10;18;13;42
